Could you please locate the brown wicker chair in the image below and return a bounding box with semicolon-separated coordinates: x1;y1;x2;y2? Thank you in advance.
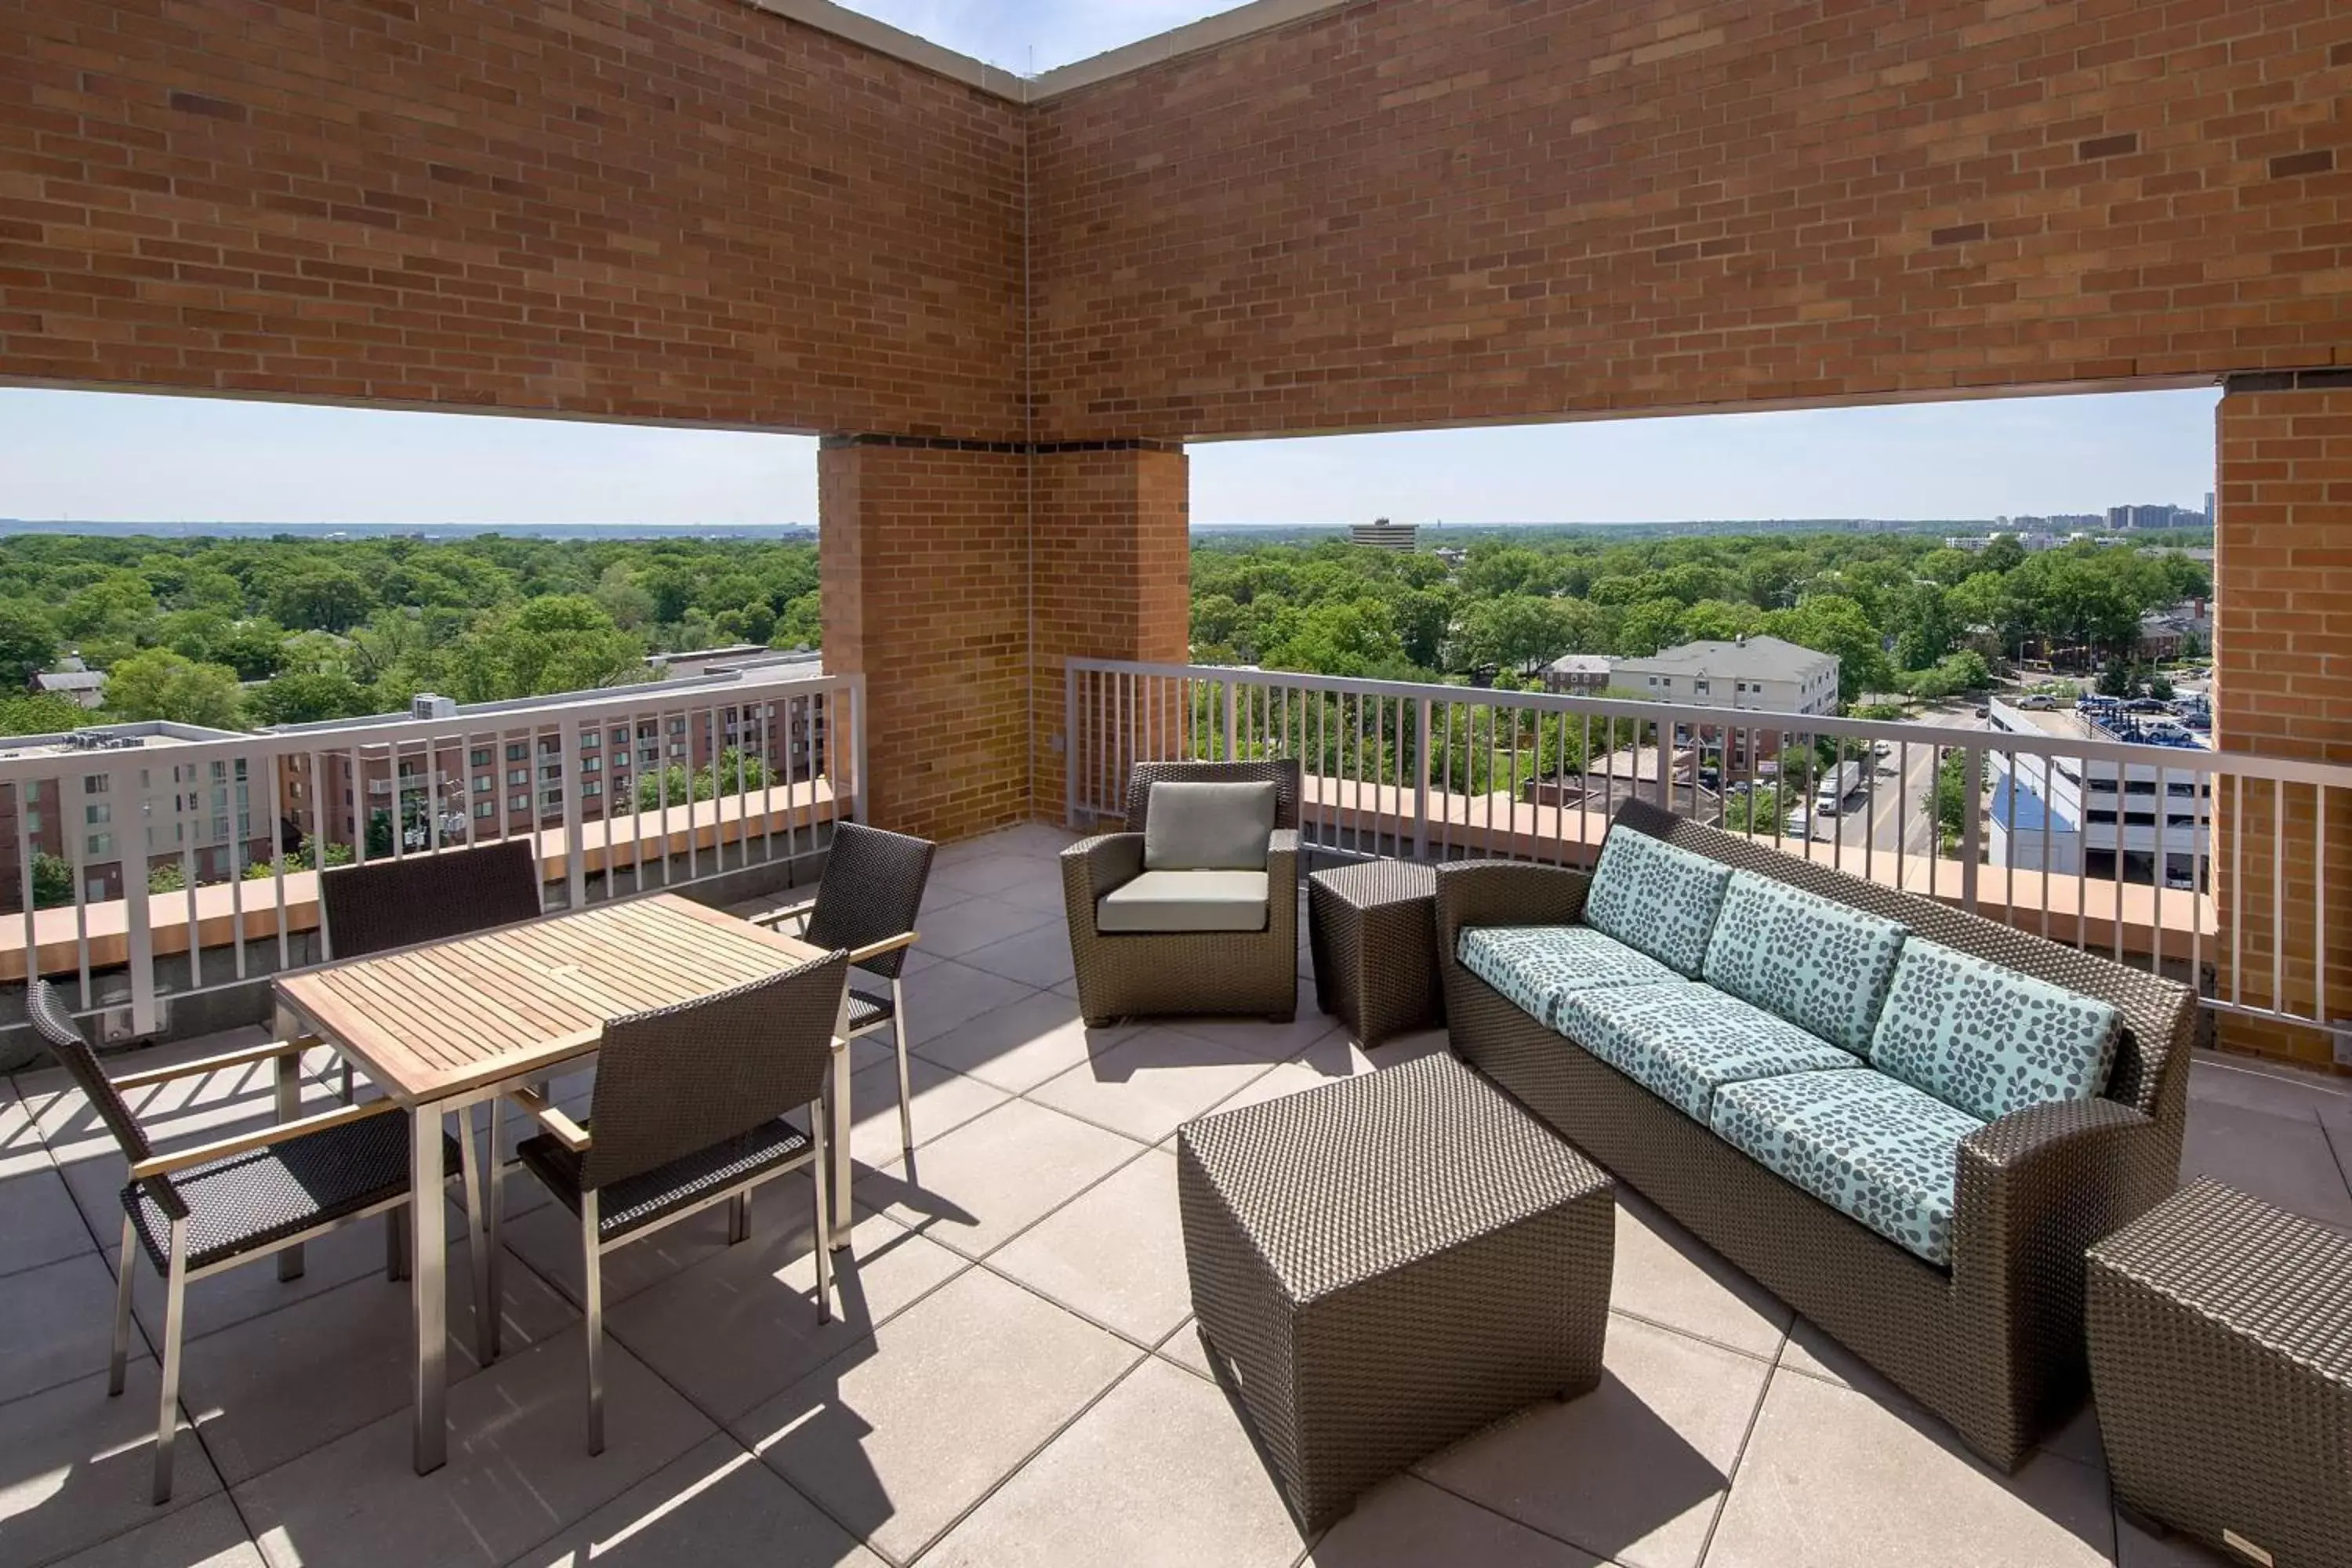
1436;798;2196;1472
506;949;851;1454
1062;760;1301;1026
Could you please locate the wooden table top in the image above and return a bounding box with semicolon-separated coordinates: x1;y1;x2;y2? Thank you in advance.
274;894;828;1105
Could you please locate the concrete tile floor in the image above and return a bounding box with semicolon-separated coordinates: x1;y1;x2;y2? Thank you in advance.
4;822;2347;1568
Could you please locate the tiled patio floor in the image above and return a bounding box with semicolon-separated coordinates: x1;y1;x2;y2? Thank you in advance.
5;822;2348;1568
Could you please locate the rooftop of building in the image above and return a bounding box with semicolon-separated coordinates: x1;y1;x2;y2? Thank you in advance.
0;720;243;760
1615;635;1838;682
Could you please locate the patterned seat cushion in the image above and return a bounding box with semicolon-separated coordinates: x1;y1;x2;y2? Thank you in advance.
1556;981;1861;1123
1700;870;1909;1054
1867;938;2121;1124
1710;1069;1986;1267
1457;925;1681;1029
1581;827;1736;977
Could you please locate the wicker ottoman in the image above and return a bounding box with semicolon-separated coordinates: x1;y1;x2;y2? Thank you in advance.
1176;1051;1614;1532
2087;1178;2352;1568
1308;859;1445;1047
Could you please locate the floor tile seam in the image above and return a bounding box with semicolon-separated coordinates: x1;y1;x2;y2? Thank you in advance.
0;1241;105;1283
1406;1465;1631;1563
869;1116;1162;1269
1605;1306;1784;1374
1007;1054;1287;1148
1690;1324;1790;1567
893;1343;1160;1567
18;1484;230;1568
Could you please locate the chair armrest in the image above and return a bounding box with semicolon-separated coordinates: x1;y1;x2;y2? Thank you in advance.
746;897;815;933
509;1085;593;1152
1432;861;1593;967
127;1097;402;1181
113;1035;322;1091
848;930;917;967
1061;833;1145;940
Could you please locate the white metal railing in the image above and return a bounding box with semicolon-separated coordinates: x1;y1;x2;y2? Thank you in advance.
3;666;863;1042
1066;659;2352;1051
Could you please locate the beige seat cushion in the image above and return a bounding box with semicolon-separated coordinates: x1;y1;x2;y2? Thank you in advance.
1142;781;1278;870
1098;869;1271;933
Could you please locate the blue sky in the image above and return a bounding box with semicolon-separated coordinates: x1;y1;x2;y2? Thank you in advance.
0;385;2218;528
838;0;1240;72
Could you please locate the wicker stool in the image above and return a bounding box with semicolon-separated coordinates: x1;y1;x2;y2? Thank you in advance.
1177;1051;1613;1532
2087;1178;2352;1568
1307;859;1445;1047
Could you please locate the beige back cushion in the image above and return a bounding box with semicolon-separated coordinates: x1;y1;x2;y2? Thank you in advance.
1142;781;1278;871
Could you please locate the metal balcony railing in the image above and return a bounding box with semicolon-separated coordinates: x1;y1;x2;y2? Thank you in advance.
1065;659;2352;1053
2;666;863;1043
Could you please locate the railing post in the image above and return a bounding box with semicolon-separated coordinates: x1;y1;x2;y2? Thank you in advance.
562;720;587;912
1063;664;1080;829
1960;743;1984;915
115;759;157;1038
1414;695;1432;860
1222;681;1238;763
849;674;869;826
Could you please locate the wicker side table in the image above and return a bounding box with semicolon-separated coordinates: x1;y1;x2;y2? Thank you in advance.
1177;1051;1613;1532
2086;1178;2352;1568
1308;859;1445;1047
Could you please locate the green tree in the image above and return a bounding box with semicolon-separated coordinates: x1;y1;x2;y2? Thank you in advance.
148;861;189;895
1925;750;1970;854
1762;595;1888;702
0;602;58;687
635;748;772;811
0;692;89;738
441;596;645;703
1977;535;2027;575
244;835;356;877
31;851;75;909
102;649;246;729
267;566;375;633
248;670;375;727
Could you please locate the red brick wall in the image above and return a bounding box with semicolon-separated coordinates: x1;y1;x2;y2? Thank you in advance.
819;439;1031;840
1030;445;1191;822
1029;0;2352;441
2214;381;2352;1069
0;0;1025;434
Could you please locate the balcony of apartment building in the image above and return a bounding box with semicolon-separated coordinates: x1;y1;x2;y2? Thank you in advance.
2;0;2349;1566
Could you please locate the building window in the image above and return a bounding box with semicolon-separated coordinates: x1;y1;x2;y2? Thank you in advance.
581;756;600;773
579;731;598;750
582;780;602;798
539;735;560;755
541;789;562;807
669;717;688;735
669;742;687;757
507;768;528;786
540;763;561;782
474;800;495;818
86;833;112;856
470;748;492;768
510;793;530;813
612;727;628;747
506;742;527;762
474;775;492;793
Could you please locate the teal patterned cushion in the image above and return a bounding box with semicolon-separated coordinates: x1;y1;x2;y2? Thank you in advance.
1711;1069;1984;1267
1559;981;1861;1123
1581;827;1735;977
1867;939;2120;1124
1457;926;1680;1029
1700;870;1909;1054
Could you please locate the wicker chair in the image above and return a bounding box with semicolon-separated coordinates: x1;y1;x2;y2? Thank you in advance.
750;821;935;1160
26;979;461;1505
1436;799;2197;1471
316;836;545;1347
1062;760;1301;1025
506;949;851;1454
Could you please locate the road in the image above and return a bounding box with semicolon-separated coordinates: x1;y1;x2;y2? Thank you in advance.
1777;706;1988;867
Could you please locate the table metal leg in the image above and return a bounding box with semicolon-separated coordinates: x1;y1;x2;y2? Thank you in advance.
274;1045;305;1282
410;1105;448;1475
458;1103;497;1365
824;1038;853;1249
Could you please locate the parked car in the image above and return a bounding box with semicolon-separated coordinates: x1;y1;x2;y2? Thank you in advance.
2016;694;2056;711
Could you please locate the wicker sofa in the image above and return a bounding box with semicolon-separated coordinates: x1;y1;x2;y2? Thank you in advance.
1062;760;1301;1025
1437;799;2195;1471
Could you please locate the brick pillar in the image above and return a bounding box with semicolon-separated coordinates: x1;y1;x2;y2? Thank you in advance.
1031;444;1191;826
819;437;1031;842
2212;376;2352;1072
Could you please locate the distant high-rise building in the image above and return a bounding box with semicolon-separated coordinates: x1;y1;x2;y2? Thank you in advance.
1349;518;1418;551
2205;491;2216;525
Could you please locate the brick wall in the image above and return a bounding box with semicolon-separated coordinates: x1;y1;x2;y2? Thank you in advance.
1029;445;1192;823
1030;0;2352;441
0;0;1025;434
818;439;1030;840
2213;380;2352;1069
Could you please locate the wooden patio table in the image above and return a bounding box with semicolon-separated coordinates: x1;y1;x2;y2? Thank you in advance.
273;892;842;1474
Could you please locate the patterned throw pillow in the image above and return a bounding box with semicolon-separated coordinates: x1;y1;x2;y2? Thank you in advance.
1581;827;1735;977
1700;870;1909;1054
1867;939;2121;1124
1457;925;1680;1029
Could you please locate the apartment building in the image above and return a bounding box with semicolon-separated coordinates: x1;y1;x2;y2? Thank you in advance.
1348;520;1418;551
0;724;270;907
1986;699;2212;890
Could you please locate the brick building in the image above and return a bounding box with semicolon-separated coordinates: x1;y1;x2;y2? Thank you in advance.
2;0;2347;1062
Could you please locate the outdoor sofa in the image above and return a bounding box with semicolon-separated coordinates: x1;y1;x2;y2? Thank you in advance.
1437;798;2196;1470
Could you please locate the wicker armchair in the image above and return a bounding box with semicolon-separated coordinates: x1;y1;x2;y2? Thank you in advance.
26;979;463;1504
507;949;851;1454
1062;760;1301;1025
1436;799;2196;1471
750;821;935;1160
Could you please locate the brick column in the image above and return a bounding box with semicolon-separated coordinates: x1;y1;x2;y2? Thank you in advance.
1031;444;1191;825
819;437;1031;842
2212;375;2352;1072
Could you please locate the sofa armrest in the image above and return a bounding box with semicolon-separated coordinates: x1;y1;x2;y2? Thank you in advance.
1952;1097;2174;1330
1432;861;1593;967
1266;830;1299;942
